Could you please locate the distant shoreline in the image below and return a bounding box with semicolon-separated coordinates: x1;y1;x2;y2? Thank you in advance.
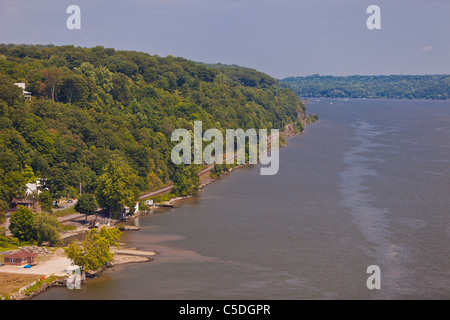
283;74;450;101
304;97;449;101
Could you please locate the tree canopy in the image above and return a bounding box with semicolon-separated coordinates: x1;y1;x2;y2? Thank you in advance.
0;44;306;214
64;227;122;271
75;194;98;218
8;205;62;245
9;206;34;242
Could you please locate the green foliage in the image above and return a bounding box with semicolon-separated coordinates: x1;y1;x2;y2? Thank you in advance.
283;74;450;100
1;171;27;203
75;194;97;217
293;120;304;133
146;171;164;192
171;164;200;197
6;205;62;245
139;202;151;211
62;224;76;231
64;227;122;271
149;194;174;204
38;190;53;213
0;44;306;212
22;275;62;296
98;226;121;249
0;73;23;105
21;165;36;183
308;113;319;123
33;213;62;246
95;155;137;218
0;234;19;251
51;205;75;218
210;163;230;179
9;206;34;242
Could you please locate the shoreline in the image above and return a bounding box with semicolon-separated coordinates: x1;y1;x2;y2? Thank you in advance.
149;120;306;209
1;246;156;300
7;121;313;300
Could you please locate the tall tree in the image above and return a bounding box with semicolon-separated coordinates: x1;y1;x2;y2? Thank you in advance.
171;164;200;197
21;165;36;184
59;73;85;104
65;227;122;272
9;206;34;242
75;194;98;222
96;155;137;219
38;190;53;213
2;171;27;203
33;213;62;246
42;67;62;101
0;73;23;106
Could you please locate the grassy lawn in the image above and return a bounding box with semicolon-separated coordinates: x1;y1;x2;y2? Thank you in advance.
0;273;44;299
0;236;18;253
149;193;176;203
51;206;76;217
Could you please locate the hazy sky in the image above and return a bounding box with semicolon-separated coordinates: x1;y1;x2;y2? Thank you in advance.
0;0;449;79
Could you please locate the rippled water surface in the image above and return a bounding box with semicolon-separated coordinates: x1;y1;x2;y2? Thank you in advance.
36;99;450;300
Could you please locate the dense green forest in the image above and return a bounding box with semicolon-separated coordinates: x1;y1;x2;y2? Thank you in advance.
283;74;450;100
0;44;306;218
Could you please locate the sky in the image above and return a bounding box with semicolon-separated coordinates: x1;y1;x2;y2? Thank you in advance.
0;0;449;79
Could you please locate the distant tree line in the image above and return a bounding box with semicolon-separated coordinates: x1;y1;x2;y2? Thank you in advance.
283;74;450;100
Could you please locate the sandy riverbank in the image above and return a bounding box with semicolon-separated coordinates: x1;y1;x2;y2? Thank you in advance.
0;245;156;299
109;247;156;266
0;247;155;277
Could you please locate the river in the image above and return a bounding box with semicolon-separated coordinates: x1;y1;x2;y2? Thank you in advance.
35;98;450;300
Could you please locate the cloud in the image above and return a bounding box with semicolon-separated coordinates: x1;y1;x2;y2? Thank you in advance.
422;46;434;52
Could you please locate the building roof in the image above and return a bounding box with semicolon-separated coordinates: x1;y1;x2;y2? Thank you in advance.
4;251;38;259
14;82;26;90
10;198;34;204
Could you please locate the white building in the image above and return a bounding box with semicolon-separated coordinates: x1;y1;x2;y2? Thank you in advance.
14;82;32;101
25;179;43;196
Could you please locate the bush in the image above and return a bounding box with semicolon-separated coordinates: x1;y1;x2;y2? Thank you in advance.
0;234;20;251
9;206;34;242
62;225;76;231
38;191;53;213
150;194;174;203
33;213;62;246
139;202;151;211
65;227;122;272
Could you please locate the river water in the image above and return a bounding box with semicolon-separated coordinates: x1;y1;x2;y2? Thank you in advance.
36;99;450;300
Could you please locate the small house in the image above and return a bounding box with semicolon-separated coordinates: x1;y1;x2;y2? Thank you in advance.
118;206;130;221
4;251;37;266
14;82;32;101
9;198;34;210
144;199;154;207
